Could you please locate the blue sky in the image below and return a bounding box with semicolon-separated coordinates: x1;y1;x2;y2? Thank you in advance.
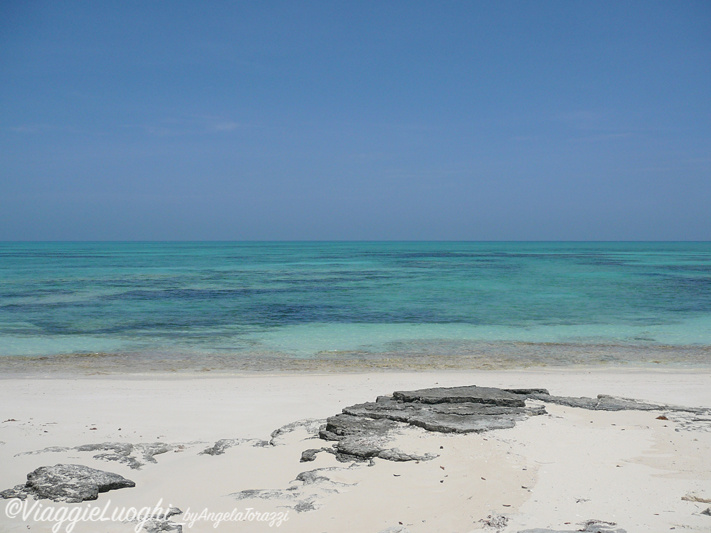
1;1;710;240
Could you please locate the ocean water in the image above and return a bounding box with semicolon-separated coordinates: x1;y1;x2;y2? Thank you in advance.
1;241;710;372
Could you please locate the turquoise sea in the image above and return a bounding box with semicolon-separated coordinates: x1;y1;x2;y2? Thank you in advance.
1;241;710;373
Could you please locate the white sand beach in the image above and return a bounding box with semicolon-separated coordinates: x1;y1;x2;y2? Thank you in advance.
1;368;710;533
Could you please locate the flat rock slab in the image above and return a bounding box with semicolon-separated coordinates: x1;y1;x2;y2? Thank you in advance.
520;392;664;412
407;411;517;433
315;383;698;463
393;385;527;407
317;385;547;462
321;414;402;440
343;397;545;433
1;464;135;503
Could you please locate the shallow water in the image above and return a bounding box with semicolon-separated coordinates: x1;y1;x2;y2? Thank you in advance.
1;241;710;372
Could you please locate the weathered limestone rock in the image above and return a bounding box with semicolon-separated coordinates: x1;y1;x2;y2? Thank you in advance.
344;397;545;428
293;499;318;513
315;383;706;463
317;413;436;462
19;441;192;470
1;464;135;503
201;419;321;457
407;411;517;433
269;419;323;445
79;442;171;469
230;466;356;513
231;488;298;501
138;507;183;533
317;385;547;462
511;391;664;412
200;439;240;456
518;519;626;533
300;448;329;462
200;438;269;456
320;413;402;440
393;385;527;407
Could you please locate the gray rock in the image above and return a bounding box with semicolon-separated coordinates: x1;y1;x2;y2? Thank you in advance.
0;485;28;500
1;464;135;503
375;448;436;462
518;519;626;533
230;488;298;501
75;442;157;470
76;442;134;455
293;498;317;512
199;438;268;456
332;436;390;461
300;448;326;462
294;467;353;492
504;388;550;396
532;393;662;412
151;507;183;520
138;507;183;533
315;385;547;461
509;390;711;423
200;439;237;456
393;385;526;407
295;470;330;485
343;399;422;422
318;413;436;463
320;414;403;440
312;382;710;463
407;411;517;433
142;520;182;533
269;418;323;445
229;467;354;513
347;398;541;421
21;441;193;470
344;397;545;434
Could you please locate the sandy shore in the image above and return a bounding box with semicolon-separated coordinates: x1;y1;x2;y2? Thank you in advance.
1;368;710;532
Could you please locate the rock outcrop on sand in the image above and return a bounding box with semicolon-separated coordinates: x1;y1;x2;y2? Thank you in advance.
313;384;705;463
230;465;357;513
517;519;626;533
17;441;194;470
136;507;183;533
315;385;547;462
0;464;135;503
